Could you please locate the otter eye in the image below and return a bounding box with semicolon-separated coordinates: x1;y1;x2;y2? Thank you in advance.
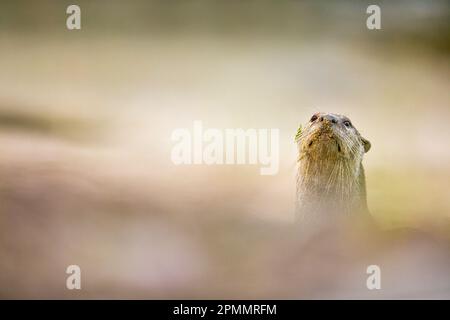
310;114;318;122
343;121;352;128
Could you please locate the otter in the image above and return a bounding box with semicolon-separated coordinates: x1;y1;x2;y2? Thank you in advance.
291;114;450;297
295;112;372;228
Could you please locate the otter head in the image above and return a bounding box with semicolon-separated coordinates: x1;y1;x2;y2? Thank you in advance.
297;112;370;162
295;112;371;224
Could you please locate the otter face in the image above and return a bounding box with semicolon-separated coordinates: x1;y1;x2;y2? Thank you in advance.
297;112;370;160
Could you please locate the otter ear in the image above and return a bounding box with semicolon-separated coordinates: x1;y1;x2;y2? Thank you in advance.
361;137;371;153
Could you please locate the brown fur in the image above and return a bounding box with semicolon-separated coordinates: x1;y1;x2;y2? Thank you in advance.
295;112;371;227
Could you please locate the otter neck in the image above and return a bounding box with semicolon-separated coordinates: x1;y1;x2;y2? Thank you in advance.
296;155;369;225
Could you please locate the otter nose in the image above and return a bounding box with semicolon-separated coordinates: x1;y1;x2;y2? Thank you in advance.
319;115;337;124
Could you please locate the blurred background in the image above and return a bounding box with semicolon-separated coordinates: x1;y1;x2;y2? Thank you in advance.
0;0;449;298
